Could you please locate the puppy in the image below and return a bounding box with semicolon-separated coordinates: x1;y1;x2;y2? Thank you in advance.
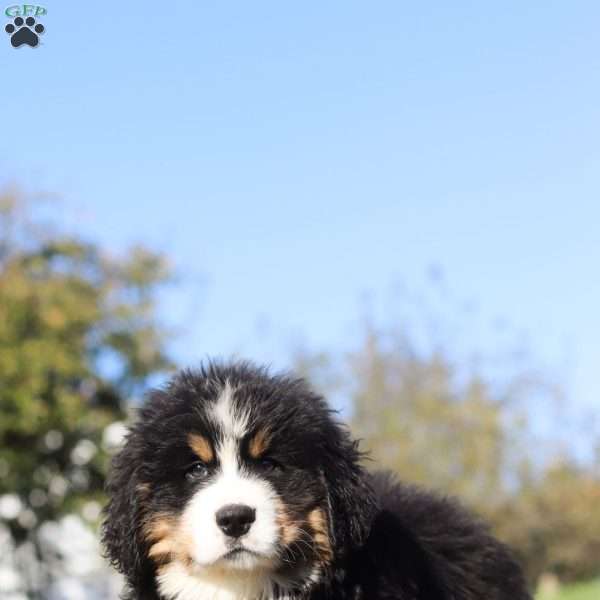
102;361;531;600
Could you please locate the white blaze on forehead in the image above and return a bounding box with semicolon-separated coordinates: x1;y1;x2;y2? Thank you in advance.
210;382;250;475
210;382;250;440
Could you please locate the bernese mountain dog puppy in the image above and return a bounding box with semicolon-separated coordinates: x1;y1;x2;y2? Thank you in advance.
102;361;532;600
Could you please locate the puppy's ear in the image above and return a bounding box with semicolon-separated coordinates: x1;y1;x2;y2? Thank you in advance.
101;428;150;592
320;417;377;556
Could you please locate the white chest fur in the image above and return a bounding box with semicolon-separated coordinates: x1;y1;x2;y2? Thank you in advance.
156;561;278;600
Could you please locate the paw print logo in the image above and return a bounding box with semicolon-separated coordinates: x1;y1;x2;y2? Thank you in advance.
5;16;45;48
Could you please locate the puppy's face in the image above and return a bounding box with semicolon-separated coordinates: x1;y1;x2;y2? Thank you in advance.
103;366;366;599
144;382;331;578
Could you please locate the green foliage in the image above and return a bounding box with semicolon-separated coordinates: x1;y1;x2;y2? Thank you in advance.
347;327;509;507
295;306;600;585
0;189;174;540
537;580;600;600
494;461;600;584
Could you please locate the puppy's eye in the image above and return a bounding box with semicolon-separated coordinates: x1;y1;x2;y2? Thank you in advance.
185;462;209;480
257;457;283;472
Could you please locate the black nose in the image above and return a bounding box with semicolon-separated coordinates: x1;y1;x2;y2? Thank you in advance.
215;504;256;538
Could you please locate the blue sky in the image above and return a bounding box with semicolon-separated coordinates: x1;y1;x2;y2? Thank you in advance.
1;2;599;431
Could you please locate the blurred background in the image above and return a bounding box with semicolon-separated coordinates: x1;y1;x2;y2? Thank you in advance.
1;2;599;599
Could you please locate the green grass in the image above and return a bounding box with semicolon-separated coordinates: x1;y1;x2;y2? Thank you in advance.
537;580;600;600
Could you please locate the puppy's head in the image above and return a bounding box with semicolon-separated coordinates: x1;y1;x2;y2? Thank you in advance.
102;362;376;599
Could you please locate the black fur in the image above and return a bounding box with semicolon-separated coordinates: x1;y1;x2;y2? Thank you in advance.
102;361;532;600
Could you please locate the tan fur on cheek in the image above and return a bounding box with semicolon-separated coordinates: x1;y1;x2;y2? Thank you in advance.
144;515;194;567
308;507;333;564
281;515;300;546
248;428;271;459
188;433;214;463
274;498;300;545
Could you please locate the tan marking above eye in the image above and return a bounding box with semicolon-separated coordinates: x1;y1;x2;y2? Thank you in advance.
188;433;214;463
249;428;271;459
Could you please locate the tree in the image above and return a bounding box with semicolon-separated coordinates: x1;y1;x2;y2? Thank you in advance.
346;326;509;508
491;459;600;583
0;188;174;594
294;284;600;585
